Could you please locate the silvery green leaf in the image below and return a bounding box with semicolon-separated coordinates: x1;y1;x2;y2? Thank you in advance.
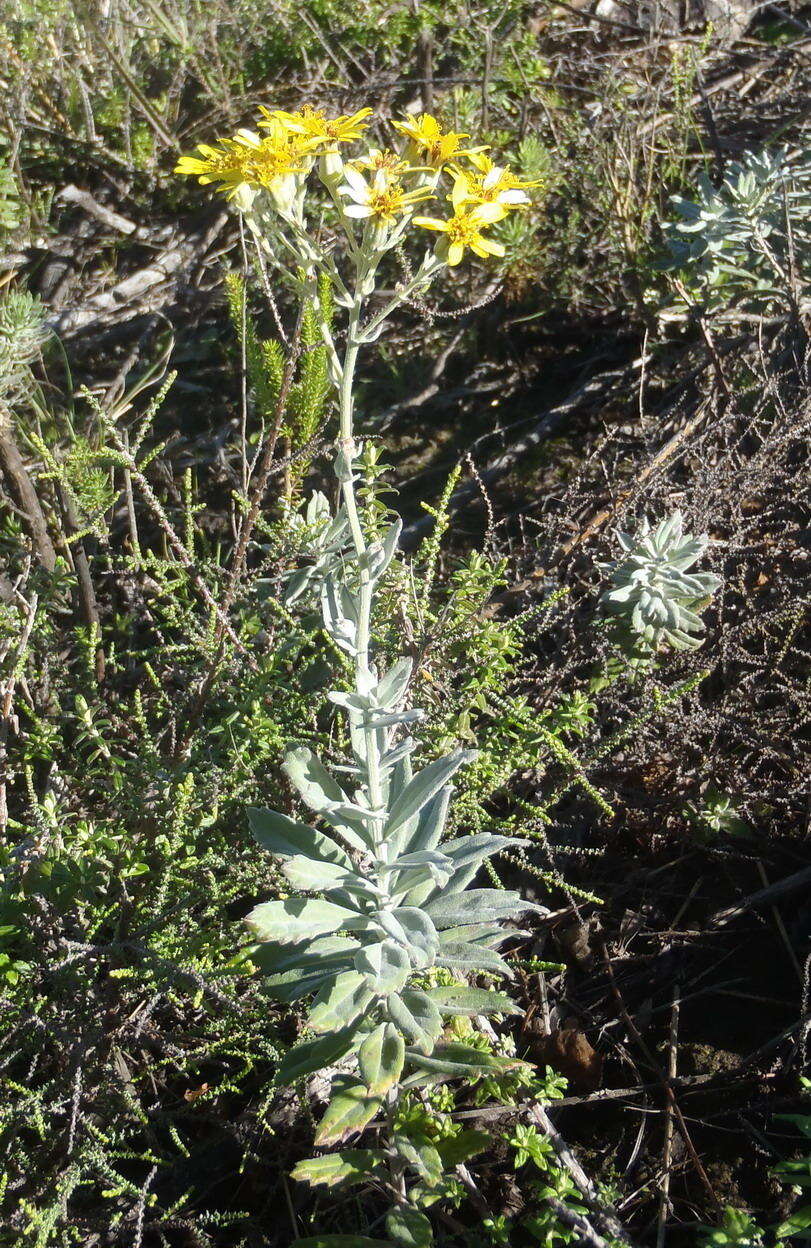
313;1078;383;1146
354;939;411;994
386;750;476;840
441;834;527;894
309;970;375;1034
387;987;442;1053
376;907;438;969
358;1022;405;1094
385;1206;433;1248
281;855;379;898
333;443;356;483
365;518;402;581
320;576;358;655
253;936;358;976
246;897;367;944
275;1025;360;1086
283;566;318;605
366;708;424;729
247;807;352;869
434;941;513;978
401;784;453;858
425;888;542;929
327;690;375;713
374;657;413;710
380;737;419;770
438;923;512;946
425;986;521;1016
404;1043;527;1078
262;968;342;1004
290;1149;386;1190
383;850;454;881
282;747;371;851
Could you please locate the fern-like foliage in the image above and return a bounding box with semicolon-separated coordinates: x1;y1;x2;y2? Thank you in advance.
599;511;720;653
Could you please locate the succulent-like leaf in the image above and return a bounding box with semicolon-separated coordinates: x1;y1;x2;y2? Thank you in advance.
354;940;411;994
281;855;378;898
404;1043;528;1077
425;888;542;929
282;746;372;850
386;750;476;840
245;897;364;944
376;908;438;969
434;941;513;977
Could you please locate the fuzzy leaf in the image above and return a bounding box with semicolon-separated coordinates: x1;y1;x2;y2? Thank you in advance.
246;897;362;944
375;657;413;710
314;1080;383;1146
391;1132;443;1186
425;888;542;929
358;1023;405;1094
247;807;351;869
275;1027;360;1086
282;746;371;850
309;970;375;1034
386;751;476;840
405;1043;528;1077
354;940;411;994
385;1206;434;1248
434;941;513;978
425;986;520;1016
377;908;438;969
290;1149;387;1190
387;988;442;1054
281;855;376;898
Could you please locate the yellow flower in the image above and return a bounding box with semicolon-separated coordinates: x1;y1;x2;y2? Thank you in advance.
260;104;372;146
413;202;507;266
175;123;317;198
449;153;541;212
351;147;411;178
392;113;483;170
175;140;245;188
339;166;433;222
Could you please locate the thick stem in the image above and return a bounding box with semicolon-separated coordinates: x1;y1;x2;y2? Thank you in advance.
336;308;384;829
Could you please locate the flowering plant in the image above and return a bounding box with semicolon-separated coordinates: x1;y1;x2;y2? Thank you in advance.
178;105;541;1244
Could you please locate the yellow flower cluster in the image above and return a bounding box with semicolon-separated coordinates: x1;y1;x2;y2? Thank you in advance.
176;105;539;266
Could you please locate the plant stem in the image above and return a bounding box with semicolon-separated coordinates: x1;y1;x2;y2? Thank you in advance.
336;301;384;835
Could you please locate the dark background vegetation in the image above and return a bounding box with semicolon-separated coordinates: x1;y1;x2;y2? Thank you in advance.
0;2;808;1245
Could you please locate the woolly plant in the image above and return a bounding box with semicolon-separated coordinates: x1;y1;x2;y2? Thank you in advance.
178;104;543;1241
600;511;721;653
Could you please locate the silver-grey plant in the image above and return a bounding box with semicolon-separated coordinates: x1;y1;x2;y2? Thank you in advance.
662;146;811;313
600;511;721;652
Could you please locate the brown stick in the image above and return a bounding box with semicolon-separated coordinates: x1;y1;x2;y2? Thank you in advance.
0;416;56;571
601;945;721;1209
656;986;680;1248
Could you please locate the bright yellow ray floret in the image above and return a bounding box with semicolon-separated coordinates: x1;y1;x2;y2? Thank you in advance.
449;153;542;212
260;105;372;145
339;166;433;222
413;202;506;266
175;124;317;195
391;113;483;170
